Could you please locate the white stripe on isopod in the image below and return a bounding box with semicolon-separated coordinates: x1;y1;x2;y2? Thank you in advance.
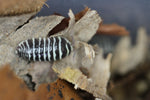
19;41;23;51
64;38;70;44
58;37;62;59
48;38;51;61
64;38;73;51
21;42;25;51
43;38;46;61
21;42;26;58
38;37;41;61
32;38;36;61
25;40;31;60
65;44;69;56
53;37;56;61
18;42;24;57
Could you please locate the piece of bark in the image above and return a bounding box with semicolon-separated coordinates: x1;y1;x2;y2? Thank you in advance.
111;27;148;74
0;8;111;99
29;62;57;86
50;8;128;37
59;9;102;42
90;46;112;95
37;9;112;99
0;0;46;16
0;13;35;43
48;9;111;99
6;15;64;46
52;46;112;100
0;8;101;86
48;7;90;36
74;7;89;21
0;15;64;76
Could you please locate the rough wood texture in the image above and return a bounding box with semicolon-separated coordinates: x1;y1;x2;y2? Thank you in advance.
112;28;148;74
52;10;111;100
0;0;46;16
0;13;35;42
0;8;112;99
0;15;64;76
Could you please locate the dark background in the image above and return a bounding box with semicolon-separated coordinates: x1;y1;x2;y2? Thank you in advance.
37;0;150;35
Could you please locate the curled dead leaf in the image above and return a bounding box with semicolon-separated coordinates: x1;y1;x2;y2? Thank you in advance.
0;65;83;100
31;79;83;100
97;24;129;36
0;0;46;16
0;7;112;100
0;65;32;100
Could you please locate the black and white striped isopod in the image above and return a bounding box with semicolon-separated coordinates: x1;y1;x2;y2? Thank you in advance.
16;36;73;62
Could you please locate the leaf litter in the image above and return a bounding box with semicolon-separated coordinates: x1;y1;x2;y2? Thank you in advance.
0;7;112;100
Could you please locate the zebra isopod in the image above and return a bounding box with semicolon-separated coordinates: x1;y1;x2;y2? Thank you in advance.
16;36;73;62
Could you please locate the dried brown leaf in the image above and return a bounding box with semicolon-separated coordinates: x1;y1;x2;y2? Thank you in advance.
97;24;129;36
0;0;46;16
30;79;83;100
0;8;111;100
74;7;89;21
48;7;89;36
0;65;83;100
0;65;32;100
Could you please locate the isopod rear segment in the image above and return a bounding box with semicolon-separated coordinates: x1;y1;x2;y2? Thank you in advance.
16;36;73;62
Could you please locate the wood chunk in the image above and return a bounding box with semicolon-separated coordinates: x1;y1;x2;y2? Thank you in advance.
0;13;35;42
0;14;64;77
0;8;111;99
48;7;90;36
0;45;15;67
52;45;112;100
0;0;46;16
29;62;57;87
51;10;110;99
112;27;148;74
6;15;64;46
70;9;102;42
74;7;89;21
90;46;112;95
59;9;102;42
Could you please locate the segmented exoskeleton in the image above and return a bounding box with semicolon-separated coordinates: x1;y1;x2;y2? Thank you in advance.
16;36;73;62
